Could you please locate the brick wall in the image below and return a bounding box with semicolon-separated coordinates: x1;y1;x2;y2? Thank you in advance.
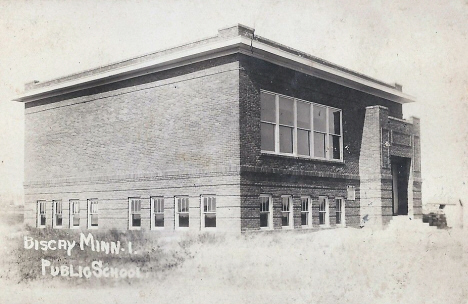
24;56;242;233
238;55;404;231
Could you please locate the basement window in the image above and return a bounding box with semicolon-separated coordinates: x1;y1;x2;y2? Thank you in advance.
281;195;293;228
335;198;345;226
37;200;46;228
151;197;164;229
69;200;80;229
52;200;63;228
201;195;216;229
260;90;343;161
319;196;329;226
301;196;312;227
175;196;189;229
129;198;142;230
87;199;99;229
260;195;273;229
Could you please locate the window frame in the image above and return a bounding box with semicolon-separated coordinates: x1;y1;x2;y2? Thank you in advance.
201;195;217;230
87;199;99;230
260;90;343;162
281;195;294;229
150;196;165;230
128;197;142;230
37;200;47;228
260;194;273;230
52;200;63;229
69;199;80;229
318;196;330;227
335;197;346;227
300;196;312;228
175;196;190;230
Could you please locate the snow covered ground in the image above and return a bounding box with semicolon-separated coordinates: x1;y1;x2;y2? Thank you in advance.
1;218;467;304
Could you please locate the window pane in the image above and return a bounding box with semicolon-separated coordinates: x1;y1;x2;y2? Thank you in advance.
73;216;80;227
279;96;294;126
314;132;325;158
329;109;341;135
205;213;216;228
330;135;341;159
155;214;164;227
260;92;276;123
297;101;311;129
132;214;141;227
261;123;275;151
179;213;189;227
41;215;46;226
336;212;341;224
313;105;327;132
279;126;293;153
297;129;310;156
301;212;308;226
56;215;62;226
319;212;325;225
260;213;269;227
282;197;290;211
282;213;289;226
91;214;98;226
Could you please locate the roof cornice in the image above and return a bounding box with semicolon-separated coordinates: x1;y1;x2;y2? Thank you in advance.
14;29;415;104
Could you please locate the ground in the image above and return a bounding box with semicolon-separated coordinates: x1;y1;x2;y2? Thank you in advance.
0;217;467;304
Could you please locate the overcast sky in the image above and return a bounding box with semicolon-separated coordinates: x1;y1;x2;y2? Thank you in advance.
0;0;467;202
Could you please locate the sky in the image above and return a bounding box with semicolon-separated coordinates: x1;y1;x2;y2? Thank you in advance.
0;0;467;203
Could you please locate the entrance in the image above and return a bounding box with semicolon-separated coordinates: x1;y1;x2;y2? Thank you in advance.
391;156;411;215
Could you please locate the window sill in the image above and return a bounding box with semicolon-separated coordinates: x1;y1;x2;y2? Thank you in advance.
301;225;313;229
129;227;141;231
281;226;294;230
260;227;273;231
151;227;165;231
70;226;80;230
53;226;63;229
261;151;344;164
87;226;98;230
319;224;331;228
201;227;217;232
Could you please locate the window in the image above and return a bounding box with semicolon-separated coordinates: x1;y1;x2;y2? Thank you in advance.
151;197;164;229
69;200;80;229
260;90;342;160
336;198;345;226
175;197;189;228
301;197;312;227
87;199;98;229
281;195;293;228
319;196;329;226
201;196;216;229
129;198;142;229
37;200;46;228
260;195;272;229
52;200;63;228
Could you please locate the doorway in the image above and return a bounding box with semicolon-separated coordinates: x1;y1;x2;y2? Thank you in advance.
391;156;411;216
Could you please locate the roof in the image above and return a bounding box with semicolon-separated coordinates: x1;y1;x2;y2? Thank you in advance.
14;24;416;104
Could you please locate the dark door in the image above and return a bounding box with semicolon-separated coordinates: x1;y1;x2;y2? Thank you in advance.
391;156;411;215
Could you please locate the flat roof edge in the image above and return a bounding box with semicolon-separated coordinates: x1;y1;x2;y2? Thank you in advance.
14;30;415;104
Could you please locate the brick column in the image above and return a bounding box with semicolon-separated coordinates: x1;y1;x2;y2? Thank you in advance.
359;106;388;227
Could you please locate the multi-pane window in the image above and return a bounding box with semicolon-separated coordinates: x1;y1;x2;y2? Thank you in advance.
201;196;216;228
151;197;164;229
260;195;272;229
53;200;63;228
260;90;342;160
70;200;80;228
301;197;311;227
176;197;189;228
87;199;98;229
37;201;46;228
129;198;142;229
281;195;293;228
336;198;345;226
319;196;329;226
